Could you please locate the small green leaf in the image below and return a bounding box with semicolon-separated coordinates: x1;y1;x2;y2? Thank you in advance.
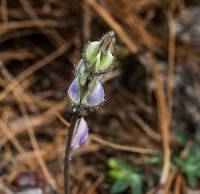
108;170;127;180
108;159;132;171
130;174;143;194
111;178;129;194
175;152;200;188
107;158;145;193
130;181;142;194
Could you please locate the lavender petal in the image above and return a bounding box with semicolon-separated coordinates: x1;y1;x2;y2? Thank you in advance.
68;78;80;105
71;117;89;150
86;81;105;106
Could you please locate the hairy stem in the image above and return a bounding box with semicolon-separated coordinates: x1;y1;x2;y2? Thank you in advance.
64;110;80;194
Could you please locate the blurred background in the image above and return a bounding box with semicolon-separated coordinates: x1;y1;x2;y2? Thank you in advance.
0;0;200;194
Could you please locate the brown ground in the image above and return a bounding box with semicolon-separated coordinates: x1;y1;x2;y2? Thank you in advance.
0;1;200;194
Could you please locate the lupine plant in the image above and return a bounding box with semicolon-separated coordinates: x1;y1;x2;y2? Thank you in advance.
65;31;116;194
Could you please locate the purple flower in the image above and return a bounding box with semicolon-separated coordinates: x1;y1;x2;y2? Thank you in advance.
68;78;105;107
71;117;89;151
86;80;105;107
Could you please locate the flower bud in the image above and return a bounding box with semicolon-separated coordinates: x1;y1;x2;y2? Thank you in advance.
84;41;100;66
71;117;88;151
99;31;115;54
98;50;114;72
68;77;105;107
84;31;115;73
82;78;105;107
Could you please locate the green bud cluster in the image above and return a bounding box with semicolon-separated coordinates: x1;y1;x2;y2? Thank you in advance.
84;31;115;74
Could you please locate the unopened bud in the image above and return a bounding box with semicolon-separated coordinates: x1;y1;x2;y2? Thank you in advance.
84;31;115;73
71;117;88;151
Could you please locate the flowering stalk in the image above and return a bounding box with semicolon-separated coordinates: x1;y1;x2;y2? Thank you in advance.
65;31;116;194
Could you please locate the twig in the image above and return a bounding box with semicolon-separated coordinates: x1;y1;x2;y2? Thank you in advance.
0;61;39;112
0;20;67;36
162;170;176;194
0;43;69;101
110;0;155;51
167;10;176;132
115;95;161;141
0;61;57;190
81;0;92;44
141;53;170;186
0;50;34;61
87;175;104;194
54;112;70;127
131;111;161;141
90;134;159;154
18;0;66;47
159;8;176;189
86;0;138;53
0;120;24;153
173;175;182;194
0;102;66;148
1;0;8;22
146;187;157;194
18;97;57;190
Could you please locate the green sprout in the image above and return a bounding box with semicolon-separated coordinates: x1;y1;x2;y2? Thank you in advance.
107;158;144;194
